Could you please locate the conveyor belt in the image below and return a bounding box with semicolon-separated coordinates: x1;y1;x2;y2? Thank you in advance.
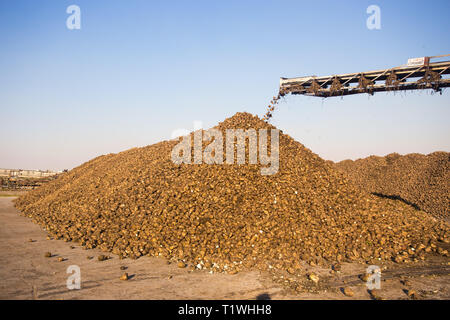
279;55;450;98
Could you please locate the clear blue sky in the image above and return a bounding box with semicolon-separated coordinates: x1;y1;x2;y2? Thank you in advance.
1;0;449;171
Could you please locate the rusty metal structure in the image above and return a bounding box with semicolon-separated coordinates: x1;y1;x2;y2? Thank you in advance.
279;54;450;98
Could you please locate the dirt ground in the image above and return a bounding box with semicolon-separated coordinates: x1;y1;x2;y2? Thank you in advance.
0;190;28;197
0;197;449;300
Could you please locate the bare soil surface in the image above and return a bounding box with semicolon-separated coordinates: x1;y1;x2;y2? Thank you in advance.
1;197;449;300
0;190;28;197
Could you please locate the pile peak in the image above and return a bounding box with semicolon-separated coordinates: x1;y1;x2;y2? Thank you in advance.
216;112;274;130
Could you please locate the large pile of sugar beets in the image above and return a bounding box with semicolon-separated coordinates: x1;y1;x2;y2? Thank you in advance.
335;152;449;219
15;113;449;274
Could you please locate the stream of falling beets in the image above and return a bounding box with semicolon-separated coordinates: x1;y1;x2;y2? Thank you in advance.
263;91;282;122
